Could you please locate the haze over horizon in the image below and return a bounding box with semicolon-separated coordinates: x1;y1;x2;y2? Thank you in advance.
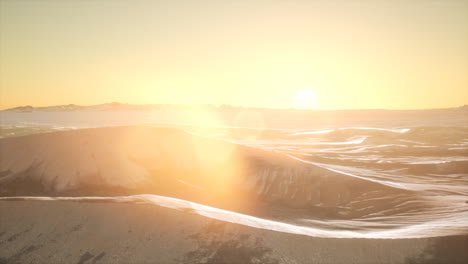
1;0;467;110
2;101;468;112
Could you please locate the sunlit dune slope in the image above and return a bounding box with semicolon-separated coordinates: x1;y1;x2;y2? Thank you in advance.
0;126;411;217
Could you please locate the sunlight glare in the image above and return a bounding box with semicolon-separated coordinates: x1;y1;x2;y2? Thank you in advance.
292;89;319;110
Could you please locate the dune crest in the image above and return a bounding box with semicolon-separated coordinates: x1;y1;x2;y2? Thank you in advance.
1;126;411;218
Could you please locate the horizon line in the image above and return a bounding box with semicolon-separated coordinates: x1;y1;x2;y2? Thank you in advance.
2;102;467;112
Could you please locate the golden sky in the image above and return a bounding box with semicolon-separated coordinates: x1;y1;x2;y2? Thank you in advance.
1;0;467;110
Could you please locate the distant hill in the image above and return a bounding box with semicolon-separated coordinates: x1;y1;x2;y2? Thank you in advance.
3;103;163;112
1;102;240;112
3;103;468;112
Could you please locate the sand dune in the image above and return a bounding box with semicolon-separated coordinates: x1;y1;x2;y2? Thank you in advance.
1;199;467;264
1;126;467;264
0;126;411;219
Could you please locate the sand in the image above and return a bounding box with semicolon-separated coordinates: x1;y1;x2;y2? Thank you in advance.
1;199;467;264
1;126;467;263
0;126;413;217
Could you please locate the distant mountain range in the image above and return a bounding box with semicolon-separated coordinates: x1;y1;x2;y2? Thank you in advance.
2;102;239;112
2;102;468;112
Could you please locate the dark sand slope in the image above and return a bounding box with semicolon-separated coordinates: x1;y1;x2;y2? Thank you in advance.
1;199;467;264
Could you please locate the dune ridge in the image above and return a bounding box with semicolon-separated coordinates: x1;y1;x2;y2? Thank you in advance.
0;126;411;218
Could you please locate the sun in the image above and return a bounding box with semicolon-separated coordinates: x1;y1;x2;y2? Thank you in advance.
292;89;319;110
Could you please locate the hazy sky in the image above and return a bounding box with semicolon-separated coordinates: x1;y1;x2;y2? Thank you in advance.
1;0;467;109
